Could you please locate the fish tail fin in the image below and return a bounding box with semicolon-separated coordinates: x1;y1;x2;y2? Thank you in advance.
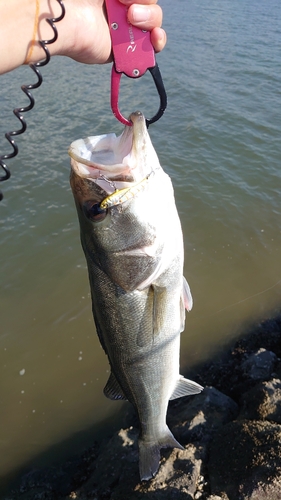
138;427;183;481
138;440;160;482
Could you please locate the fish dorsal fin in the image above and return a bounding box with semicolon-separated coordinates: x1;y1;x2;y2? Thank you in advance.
103;371;127;400
170;376;203;400
183;276;193;312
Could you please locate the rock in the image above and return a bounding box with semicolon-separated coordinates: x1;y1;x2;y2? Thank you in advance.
236;321;281;358
75;427;205;500
134;444;205;500
206;496;224;500
244;481;281;500
4;314;281;500
241;348;277;381
77;427;139;498
239;378;281;423
208;419;281;500
169;387;239;444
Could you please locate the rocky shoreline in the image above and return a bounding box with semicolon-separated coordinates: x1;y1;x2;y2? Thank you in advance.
5;313;281;500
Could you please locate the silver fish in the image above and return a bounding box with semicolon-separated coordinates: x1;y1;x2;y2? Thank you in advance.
69;111;203;481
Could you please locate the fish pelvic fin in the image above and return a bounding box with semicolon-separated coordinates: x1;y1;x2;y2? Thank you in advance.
170;375;203;400
103;371;127;400
139;427;184;481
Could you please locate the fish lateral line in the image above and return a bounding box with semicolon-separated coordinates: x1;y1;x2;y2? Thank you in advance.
69;111;200;483
99;171;154;210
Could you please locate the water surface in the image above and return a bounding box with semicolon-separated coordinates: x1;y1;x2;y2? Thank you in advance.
1;0;281;491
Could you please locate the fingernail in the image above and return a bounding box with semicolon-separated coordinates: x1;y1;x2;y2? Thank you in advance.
131;6;150;23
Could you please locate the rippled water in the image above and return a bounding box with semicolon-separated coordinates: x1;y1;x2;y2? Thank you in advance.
1;0;281;492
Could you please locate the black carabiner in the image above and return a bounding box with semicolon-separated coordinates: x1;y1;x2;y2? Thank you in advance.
111;62;167;128
146;64;167;128
106;0;167;128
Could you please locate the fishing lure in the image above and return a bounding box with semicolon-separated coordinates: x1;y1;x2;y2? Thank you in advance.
99;173;153;210
0;0;65;201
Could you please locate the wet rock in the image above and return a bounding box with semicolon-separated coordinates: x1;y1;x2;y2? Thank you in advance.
239;378;281;423
236;321;281;358
4;464;83;499
169;387;239;444
241;348;277;381
208;419;281;500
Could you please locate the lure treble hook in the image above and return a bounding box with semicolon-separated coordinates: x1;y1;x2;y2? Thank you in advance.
105;0;167;128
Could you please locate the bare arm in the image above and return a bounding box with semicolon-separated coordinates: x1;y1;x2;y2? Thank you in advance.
0;0;166;75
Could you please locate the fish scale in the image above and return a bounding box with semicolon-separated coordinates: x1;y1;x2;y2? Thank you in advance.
69;111;203;481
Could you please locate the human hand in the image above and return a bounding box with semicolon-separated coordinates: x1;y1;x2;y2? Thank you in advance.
123;0;166;54
0;0;166;75
59;0;166;65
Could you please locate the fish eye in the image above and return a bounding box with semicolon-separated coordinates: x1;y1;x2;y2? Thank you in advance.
83;202;108;222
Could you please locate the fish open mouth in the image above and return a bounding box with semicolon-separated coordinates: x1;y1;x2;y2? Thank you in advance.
68;111;160;183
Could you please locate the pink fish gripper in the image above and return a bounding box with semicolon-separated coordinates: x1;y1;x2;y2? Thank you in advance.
105;0;167;127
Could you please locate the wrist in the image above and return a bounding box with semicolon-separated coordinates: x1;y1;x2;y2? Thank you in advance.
45;0;112;66
29;0;67;62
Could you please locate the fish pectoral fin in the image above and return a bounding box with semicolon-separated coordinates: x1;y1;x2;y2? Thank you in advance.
103;371;127;401
170;375;203;400
183;276;193;312
152;285;166;338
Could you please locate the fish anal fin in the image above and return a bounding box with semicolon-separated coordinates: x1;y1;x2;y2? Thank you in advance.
170;375;203;400
183;276;193;312
103;371;127;401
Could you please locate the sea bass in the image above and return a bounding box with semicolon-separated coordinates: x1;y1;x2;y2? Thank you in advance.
69;111;203;481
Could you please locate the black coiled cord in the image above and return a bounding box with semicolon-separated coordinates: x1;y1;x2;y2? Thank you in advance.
0;0;65;201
